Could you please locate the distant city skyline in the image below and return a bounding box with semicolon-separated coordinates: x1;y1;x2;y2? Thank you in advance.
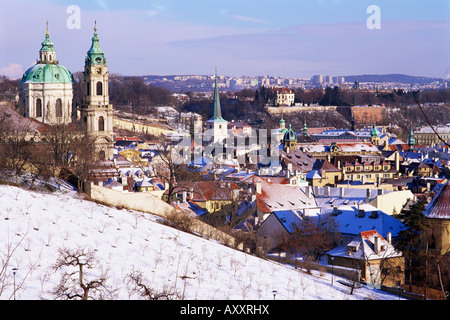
0;0;449;80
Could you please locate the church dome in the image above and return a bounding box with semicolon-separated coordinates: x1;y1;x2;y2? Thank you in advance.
20;63;74;84
20;23;75;85
370;124;380;138
283;124;297;142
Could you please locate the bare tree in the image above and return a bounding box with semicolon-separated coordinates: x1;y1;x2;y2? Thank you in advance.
126;269;181;300
288;215;338;263
0;108;37;182
51;247;113;300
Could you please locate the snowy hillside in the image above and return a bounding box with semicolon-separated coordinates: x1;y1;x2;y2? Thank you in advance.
0;184;401;300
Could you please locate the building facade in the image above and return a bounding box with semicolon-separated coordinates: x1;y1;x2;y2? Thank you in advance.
413;124;450;146
274;87;295;106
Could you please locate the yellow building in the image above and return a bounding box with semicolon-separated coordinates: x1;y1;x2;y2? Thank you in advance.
341;157;399;184
414;124;450;146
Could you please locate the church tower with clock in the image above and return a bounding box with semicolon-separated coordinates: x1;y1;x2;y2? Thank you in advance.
80;24;114;160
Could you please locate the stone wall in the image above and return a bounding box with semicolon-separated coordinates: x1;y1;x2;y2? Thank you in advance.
83;182;241;249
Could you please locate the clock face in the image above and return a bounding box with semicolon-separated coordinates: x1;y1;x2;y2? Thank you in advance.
96;67;102;74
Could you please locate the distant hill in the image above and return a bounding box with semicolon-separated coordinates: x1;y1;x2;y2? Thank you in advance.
342;74;442;84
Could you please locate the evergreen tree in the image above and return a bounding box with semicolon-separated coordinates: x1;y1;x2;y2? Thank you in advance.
395;200;428;291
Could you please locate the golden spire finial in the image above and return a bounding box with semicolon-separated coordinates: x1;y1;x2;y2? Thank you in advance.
46;21;49;35
94;20;97;32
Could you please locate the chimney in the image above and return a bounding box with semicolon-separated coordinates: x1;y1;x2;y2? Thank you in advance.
324;186;330;198
374;236;381;254
305;186;311;198
255;181;261;194
383;140;389;151
182;191;187;203
340;187;344;198
395;151;400;171
366;188;370;203
386;232;392;244
287;163;293;172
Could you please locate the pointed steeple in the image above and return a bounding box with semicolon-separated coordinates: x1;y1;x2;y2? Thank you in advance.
408;124;415;149
86;22;105;65
303;117;308;137
211;67;225;122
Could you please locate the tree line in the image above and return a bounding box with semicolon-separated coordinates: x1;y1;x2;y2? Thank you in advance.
0;112;98;192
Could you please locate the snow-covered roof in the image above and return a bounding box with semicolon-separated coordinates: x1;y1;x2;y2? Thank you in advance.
255;176;317;213
271;210;303;233
423;181;450;219
327;230;402;260
322;204;405;238
311;186;388;208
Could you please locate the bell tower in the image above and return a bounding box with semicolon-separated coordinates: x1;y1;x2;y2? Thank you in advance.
80;23;114;160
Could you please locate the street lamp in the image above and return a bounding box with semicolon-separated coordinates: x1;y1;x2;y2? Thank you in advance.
12;267;18;300
330;256;334;286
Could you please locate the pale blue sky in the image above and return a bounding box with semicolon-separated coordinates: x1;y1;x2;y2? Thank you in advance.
1;0;449;79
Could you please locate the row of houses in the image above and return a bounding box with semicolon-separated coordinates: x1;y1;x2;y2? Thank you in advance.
89;118;449;290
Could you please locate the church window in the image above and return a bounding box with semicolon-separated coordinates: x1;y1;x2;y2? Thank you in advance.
86;81;90;96
98;116;105;131
36;99;42;117
99;150;106;160
56;99;63;117
96;81;103;96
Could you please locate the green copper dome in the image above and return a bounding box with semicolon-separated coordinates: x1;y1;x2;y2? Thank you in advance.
370;124;380;138
20;23;74;84
20;63;75;84
283;124;297;142
40;34;55;53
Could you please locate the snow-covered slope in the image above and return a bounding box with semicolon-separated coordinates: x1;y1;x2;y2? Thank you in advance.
0;185;400;300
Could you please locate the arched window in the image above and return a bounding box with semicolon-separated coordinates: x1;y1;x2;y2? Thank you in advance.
99;150;106;160
86;81;90;96
36;98;42;117
98;116;105;131
96;81;102;96
56;99;62;117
